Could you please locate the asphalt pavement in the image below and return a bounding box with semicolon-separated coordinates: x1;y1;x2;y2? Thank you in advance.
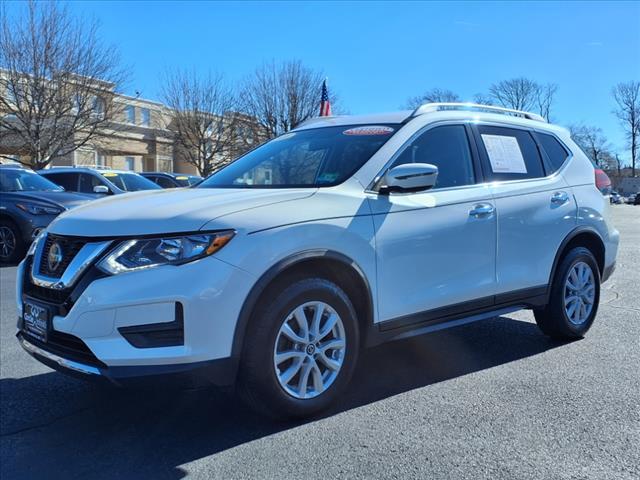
1;206;638;479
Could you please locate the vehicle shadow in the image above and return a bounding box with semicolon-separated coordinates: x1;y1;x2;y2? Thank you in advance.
0;315;567;479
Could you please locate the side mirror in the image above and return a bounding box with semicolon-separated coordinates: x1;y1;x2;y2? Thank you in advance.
93;185;110;194
381;163;438;193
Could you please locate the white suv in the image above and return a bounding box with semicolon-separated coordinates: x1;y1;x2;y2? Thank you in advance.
16;103;619;418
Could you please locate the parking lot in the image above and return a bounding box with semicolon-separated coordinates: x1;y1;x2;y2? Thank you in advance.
0;205;638;479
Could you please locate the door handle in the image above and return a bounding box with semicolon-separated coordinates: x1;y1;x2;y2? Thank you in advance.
469;203;495;218
551;191;569;205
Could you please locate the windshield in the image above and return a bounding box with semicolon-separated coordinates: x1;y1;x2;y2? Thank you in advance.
175;175;202;187
0;169;64;192
198;124;399;188
101;172;162;192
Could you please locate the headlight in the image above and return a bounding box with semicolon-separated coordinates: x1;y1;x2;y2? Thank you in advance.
16;202;64;215
97;230;235;275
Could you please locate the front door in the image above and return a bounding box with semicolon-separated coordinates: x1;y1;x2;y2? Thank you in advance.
369;124;497;325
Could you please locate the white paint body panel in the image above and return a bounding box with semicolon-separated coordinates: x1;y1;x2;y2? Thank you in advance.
16;108;619;371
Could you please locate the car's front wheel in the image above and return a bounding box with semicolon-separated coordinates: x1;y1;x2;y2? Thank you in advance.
238;278;360;419
0;219;24;264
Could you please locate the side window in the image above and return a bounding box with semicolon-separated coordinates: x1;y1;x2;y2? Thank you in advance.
156;176;176;188
79;173;105;193
44;172;78;191
391;125;475;189
476;126;545;181
536;132;570;173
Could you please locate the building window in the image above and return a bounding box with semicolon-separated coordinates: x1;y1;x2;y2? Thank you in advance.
141;108;150;127
96;152;106;167
93;97;105;117
125;156;135;170
125;105;135;124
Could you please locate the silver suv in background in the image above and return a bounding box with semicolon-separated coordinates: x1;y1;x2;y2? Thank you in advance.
40;167;161;196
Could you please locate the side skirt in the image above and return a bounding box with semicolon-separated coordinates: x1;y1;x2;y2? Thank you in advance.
366;286;548;347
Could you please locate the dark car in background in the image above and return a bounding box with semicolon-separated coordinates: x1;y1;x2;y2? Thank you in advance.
609;191;623;204
0;168;93;263
141;172;203;188
40;167;162;196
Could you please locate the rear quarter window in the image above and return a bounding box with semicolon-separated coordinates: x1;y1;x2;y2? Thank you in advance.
536;132;570;173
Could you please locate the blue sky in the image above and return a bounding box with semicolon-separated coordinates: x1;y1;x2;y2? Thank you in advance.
10;1;640;162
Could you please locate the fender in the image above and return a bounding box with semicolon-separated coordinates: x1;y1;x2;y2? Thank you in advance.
230;249;374;360
547;225;606;290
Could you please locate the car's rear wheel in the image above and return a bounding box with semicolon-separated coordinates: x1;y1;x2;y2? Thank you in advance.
0;219;24;264
534;247;600;339
237;278;359;419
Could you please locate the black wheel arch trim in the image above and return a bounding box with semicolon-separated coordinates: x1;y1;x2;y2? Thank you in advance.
547;226;606;289
230;249;374;361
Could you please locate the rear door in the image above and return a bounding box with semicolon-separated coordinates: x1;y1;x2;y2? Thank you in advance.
472;124;576;299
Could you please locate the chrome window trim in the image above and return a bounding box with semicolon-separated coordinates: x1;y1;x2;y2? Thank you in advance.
366;119;575;194
30;235;112;290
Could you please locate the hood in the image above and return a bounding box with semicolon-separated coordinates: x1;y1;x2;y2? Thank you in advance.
48;187;316;237
4;191;94;210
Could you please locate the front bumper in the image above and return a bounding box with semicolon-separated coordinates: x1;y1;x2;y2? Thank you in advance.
18;333;237;387
17;249;256;386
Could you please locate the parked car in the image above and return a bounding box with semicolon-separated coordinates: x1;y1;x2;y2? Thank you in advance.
635;193;640;205
141;172;203;188
626;193;637;204
40;167;162;196
609;191;623;204
0;168;92;263
16;103;619;418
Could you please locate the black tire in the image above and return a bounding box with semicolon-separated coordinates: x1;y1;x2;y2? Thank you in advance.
0;219;24;264
237;278;360;419
534;247;600;339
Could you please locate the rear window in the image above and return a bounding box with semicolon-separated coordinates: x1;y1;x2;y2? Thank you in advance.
536;133;570;172
42;172;78;191
476;126;545;181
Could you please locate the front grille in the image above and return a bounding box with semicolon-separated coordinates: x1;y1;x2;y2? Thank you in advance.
38;234;87;278
21;331;105;368
24;283;70;304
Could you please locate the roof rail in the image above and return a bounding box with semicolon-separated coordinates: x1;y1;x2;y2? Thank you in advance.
411;102;546;122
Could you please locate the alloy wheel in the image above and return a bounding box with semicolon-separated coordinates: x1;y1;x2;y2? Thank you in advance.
564;261;596;325
0;226;16;260
273;301;346;399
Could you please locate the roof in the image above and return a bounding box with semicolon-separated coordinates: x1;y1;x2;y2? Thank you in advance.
294;103;568;135
42;167;137;174
141;172;201;178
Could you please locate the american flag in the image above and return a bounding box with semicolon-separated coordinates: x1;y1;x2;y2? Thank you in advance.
319;79;331;117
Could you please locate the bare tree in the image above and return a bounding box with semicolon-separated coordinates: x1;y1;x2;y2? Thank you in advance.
612;80;640;176
535;83;557;121
486;77;557;120
404;88;460;109
473;93;495;105
570;125;611;166
239;60;333;139
162;69;239;177
0;0;127;169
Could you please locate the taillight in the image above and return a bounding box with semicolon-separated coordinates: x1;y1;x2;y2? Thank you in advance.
594;168;611;194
